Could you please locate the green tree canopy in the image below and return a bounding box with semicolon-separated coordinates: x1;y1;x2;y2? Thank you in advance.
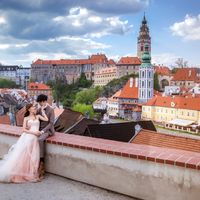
47;73;93;108
154;72;160;91
72;103;94;119
101;73;138;97
0;78;18;88
73;86;102;105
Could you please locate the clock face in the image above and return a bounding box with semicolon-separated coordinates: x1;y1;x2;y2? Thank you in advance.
171;102;175;107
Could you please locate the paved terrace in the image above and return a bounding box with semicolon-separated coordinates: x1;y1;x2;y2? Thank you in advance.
0;174;134;200
1;124;200;200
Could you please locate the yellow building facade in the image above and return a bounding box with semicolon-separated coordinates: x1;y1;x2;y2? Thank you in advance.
142;96;200;124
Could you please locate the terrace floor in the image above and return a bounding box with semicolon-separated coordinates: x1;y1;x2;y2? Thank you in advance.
0;173;137;200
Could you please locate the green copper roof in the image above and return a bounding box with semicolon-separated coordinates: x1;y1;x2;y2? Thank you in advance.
141;44;151;67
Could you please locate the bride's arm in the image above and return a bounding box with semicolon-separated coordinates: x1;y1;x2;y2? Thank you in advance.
22;117;40;136
37;108;48;121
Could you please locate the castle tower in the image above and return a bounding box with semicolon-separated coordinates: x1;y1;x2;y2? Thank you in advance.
137;14;151;59
139;44;154;103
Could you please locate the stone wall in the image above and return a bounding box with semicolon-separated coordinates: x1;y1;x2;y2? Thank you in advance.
1;124;200;200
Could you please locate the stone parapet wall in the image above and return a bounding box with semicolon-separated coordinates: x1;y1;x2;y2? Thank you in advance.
0;124;200;200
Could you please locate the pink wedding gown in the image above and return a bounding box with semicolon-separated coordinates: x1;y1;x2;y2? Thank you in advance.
0;119;40;183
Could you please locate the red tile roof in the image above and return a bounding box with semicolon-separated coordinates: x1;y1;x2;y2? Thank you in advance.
32;54;109;65
132;129;200;153
33;59;91;65
108;90;122;102
154;66;171;76
28;82;51;90
171;68;200;82
108;59;116;65
119;79;138;99
90;54;108;62
117;57;141;65
0;115;10;125
145;95;200;111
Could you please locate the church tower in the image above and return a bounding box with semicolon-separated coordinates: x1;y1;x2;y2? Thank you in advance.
139;43;154;103
137;14;151;59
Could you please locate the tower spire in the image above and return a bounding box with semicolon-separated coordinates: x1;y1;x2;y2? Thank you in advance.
142;12;147;24
137;14;151;59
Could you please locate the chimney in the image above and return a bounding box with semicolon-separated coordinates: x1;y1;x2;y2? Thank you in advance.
135;78;138;87
130;78;134;88
189;70;192;77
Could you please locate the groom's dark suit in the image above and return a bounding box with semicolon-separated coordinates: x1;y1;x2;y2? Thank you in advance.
38;105;55;158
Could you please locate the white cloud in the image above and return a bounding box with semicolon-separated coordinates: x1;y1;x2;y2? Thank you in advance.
48;35;111;49
0;16;6;24
0;44;10;49
152;53;179;67
170;14;200;40
15;43;29;48
53;7;133;38
0;35;111;66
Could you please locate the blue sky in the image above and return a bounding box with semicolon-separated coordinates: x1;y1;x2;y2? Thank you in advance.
0;0;199;67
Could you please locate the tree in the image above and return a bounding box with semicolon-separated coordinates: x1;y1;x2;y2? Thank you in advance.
47;73;94;108
154;73;160;91
73;87;102;105
101;73;138;97
72;103;94;119
0;78;18;88
171;68;178;74
76;73;93;88
175;58;188;68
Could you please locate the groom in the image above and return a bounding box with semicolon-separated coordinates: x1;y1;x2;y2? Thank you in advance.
36;94;55;178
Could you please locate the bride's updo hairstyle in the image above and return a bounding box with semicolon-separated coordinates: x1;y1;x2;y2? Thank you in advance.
24;104;34;118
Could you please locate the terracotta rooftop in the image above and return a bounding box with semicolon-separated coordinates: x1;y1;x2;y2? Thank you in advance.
119;79;138;99
154;66;171;76
171;68;200;82
145;95;200;111
90;54;108;63
132;129;200;153
33;54;109;66
108;59;116;65
28;82;51;90
108;90;122;102
117;57;141;65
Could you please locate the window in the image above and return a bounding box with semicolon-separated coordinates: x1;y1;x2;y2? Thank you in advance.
142;71;144;77
142;81;144;87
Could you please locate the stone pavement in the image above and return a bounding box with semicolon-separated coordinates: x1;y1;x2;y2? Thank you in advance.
0;174;137;200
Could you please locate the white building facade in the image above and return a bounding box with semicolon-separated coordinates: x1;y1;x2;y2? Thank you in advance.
139;44;154;103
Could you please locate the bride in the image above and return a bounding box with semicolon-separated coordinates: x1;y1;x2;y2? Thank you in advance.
0;103;48;183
